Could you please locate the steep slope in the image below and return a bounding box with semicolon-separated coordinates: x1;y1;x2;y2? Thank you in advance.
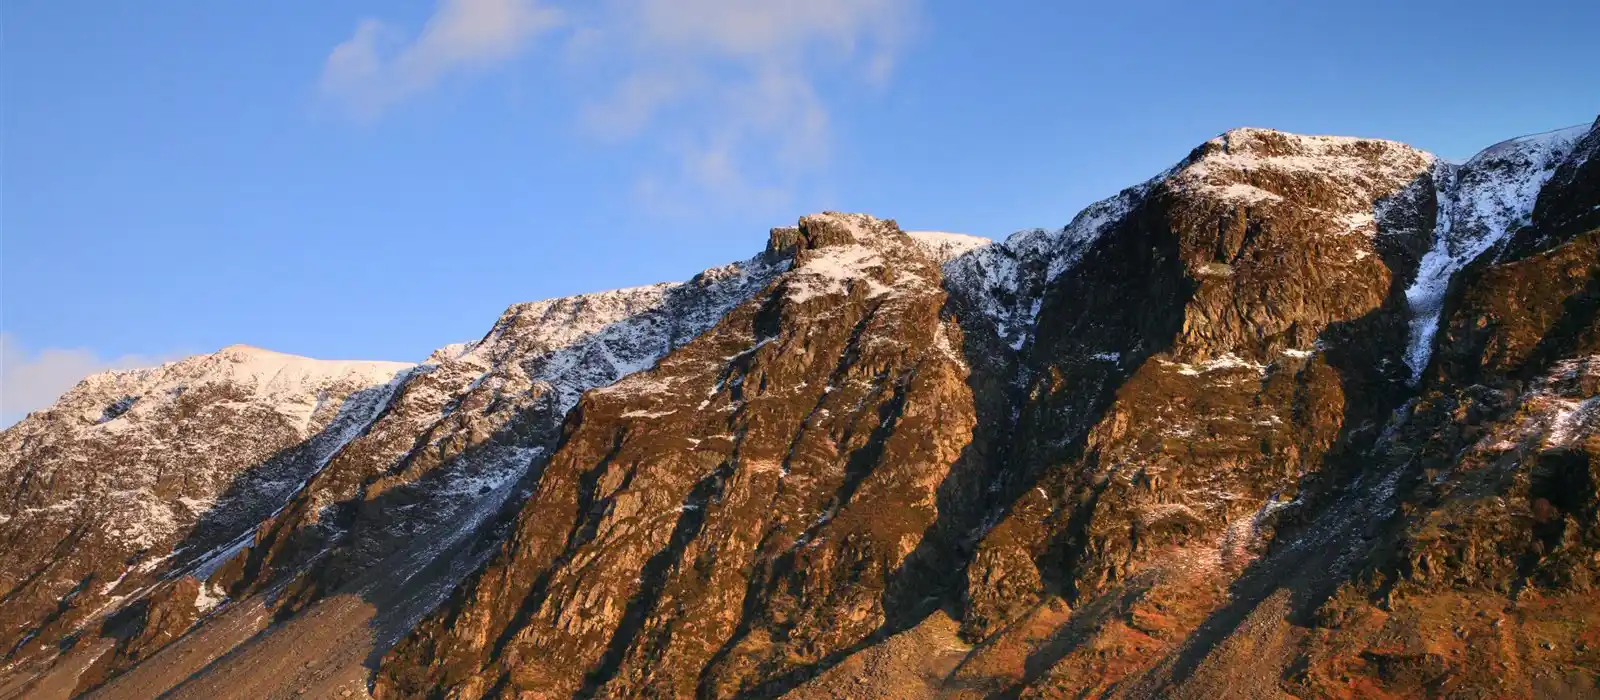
1289;123;1600;698
373;121;1597;699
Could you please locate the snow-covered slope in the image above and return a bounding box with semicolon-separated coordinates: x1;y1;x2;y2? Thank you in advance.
1403;124;1592;381
939;179;1160;353
906;230;992;263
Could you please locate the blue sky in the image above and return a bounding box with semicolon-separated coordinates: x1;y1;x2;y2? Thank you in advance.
3;0;1597;422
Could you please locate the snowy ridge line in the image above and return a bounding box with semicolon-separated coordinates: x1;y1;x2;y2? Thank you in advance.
1461;123;1594;167
496;253;785;404
62;345;414;433
1178;127;1435;217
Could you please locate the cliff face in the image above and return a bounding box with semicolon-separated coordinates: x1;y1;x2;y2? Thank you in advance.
2;118;1596;699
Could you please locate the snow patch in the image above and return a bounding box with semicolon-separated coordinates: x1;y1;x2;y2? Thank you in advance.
785;245;892;302
622;408;677;419
1163;353;1268;377
906;230;992;263
193;581;226;613
1545;396;1598;449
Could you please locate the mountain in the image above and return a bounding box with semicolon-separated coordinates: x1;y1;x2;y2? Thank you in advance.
2;117;1596;699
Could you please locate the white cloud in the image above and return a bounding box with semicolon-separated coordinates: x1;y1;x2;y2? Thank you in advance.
320;0;564;118
0;334;179;427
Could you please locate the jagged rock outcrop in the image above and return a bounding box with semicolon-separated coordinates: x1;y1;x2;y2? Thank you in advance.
2;117;1596;699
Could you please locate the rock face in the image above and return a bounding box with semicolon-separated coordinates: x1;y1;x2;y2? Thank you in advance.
2;117;1596;699
377;213;978;698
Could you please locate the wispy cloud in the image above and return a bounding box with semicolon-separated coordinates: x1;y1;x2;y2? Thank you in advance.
0;334;180;427
320;0;564;119
319;0;919;212
575;0;915;209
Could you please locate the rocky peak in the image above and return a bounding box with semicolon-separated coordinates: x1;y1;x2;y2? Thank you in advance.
1172;127;1436;233
765;212;951;307
798;211;903;248
767;211;929;256
1198;126;1431;167
764;224;802;257
934;126;1437;365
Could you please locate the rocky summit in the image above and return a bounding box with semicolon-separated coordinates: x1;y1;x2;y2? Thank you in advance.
3;118;1598;699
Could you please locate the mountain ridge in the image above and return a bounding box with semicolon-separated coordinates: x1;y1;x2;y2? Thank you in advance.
3;117;1597;699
